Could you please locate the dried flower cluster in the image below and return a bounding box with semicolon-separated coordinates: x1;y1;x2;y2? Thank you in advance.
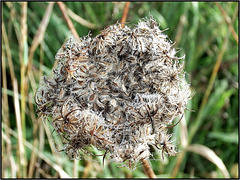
35;17;191;169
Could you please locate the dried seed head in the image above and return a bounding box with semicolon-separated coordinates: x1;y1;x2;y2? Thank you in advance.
35;16;191;169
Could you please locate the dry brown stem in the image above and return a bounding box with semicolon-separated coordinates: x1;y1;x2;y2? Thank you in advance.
57;2;79;38
120;2;130;28
82;158;92;178
141;159;156;178
215;2;238;44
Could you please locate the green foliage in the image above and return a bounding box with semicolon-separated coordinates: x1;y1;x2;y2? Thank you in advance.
2;2;238;178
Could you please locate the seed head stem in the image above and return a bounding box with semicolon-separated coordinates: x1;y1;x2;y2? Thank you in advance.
141;159;156;178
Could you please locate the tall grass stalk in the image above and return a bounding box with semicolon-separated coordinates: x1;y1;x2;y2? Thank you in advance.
19;2;28;177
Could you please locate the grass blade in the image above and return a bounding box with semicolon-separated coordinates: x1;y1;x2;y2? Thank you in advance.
186;144;230;178
2;123;71;178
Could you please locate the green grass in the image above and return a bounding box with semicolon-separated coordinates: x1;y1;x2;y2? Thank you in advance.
2;2;238;178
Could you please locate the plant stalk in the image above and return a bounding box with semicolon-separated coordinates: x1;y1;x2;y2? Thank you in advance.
142;159;156;178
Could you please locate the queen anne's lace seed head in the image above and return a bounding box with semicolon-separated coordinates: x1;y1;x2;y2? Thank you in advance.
35;16;191;170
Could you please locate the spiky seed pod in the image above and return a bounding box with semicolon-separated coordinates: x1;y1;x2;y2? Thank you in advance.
35;16;191;169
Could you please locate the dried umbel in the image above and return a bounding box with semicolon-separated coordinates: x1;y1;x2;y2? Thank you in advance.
35;16;191;169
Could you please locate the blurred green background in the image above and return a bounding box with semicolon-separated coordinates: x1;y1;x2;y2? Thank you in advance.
2;2;238;178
